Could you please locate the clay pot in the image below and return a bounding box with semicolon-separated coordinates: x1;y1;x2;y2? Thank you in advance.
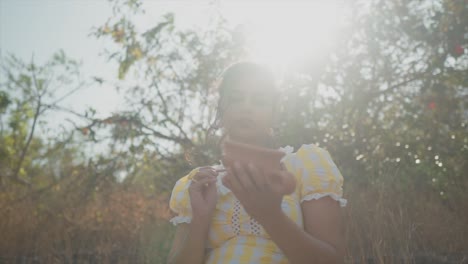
221;139;296;195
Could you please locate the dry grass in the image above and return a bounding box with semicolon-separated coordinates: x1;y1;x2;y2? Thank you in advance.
1;172;467;263
0;175;174;263
344;176;468;263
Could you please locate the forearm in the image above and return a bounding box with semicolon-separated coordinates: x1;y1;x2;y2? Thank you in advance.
259;211;343;264
167;216;210;264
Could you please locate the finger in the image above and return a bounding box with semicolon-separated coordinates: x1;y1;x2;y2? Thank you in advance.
221;155;233;170
222;171;236;191
226;166;243;193
231;162;247;190
280;162;287;171
269;170;296;195
222;173;232;190
246;163;266;191
189;177;217;199
199;166;218;176
191;175;216;188
199;176;217;184
234;162;256;192
267;171;285;195
193;168;218;182
280;171;296;194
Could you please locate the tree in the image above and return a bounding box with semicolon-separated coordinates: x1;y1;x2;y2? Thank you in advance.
0;50;87;189
1;0;466;261
90;0;467;259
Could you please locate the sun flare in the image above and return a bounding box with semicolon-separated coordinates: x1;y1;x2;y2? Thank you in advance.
222;1;348;72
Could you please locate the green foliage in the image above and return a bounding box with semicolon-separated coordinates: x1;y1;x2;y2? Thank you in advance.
90;0;467;200
0;50;86;187
0;0;466;262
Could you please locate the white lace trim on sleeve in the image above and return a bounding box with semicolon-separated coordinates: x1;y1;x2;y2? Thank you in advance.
169;215;192;226
301;193;347;207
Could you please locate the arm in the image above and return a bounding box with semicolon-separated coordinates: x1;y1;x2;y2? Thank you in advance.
167;167;218;264
224;158;345;264
166;216;211;264
259;197;345;264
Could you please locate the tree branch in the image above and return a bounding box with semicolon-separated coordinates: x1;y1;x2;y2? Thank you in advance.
11;99;41;186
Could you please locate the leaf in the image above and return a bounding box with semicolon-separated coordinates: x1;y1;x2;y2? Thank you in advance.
131;45;143;60
118;58;133;80
0;91;11;112
142;21;171;41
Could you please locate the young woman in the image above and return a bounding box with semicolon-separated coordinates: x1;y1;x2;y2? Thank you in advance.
167;62;347;264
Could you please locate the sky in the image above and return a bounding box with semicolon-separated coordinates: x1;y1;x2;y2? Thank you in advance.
0;0;254;156
0;0;347;101
1;0;348;149
0;0;215;117
0;0;264;116
0;0;348;179
0;0;214;159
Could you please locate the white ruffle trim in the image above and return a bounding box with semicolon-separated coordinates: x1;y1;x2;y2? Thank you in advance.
301;193;347;207
278;145;294;163
278;145;294;154
169;215;192;226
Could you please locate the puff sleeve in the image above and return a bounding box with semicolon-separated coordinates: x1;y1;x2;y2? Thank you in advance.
168;168;200;225
284;144;347;207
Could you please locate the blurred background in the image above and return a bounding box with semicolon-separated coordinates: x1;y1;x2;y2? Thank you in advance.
0;0;467;263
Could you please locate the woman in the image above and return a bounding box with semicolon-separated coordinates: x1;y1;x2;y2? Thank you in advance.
167;62;347;264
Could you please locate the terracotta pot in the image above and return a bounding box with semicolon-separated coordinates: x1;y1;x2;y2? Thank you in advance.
221;139;296;195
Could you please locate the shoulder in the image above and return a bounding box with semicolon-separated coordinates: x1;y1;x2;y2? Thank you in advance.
294;143;342;180
295;143;330;157
281;143;332;170
168;167;206;225
173;167;199;188
281;143;347;205
169;167;204;203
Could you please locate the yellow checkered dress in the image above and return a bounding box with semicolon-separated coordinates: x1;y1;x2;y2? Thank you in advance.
169;144;346;263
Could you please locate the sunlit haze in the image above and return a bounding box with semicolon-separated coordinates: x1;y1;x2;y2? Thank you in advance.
1;0;348;156
222;2;348;71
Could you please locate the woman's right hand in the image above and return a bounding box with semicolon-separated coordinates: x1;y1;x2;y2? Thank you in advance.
188;167;219;220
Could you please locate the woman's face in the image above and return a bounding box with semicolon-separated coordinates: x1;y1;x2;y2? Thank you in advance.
220;77;276;145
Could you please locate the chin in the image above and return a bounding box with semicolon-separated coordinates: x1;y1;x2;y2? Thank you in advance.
230;130;264;144
230;130;256;142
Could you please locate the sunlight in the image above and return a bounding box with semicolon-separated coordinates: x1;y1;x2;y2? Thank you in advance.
222;1;348;72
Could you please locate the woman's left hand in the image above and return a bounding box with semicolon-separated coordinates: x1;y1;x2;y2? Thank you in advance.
222;161;293;223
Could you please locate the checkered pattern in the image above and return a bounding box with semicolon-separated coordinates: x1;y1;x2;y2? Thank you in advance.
169;144;346;263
